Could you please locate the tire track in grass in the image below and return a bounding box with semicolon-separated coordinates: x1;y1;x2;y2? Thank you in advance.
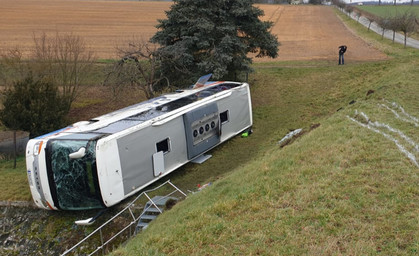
379;100;419;127
347;101;419;168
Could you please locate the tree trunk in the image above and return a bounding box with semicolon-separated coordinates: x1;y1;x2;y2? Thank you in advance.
13;130;17;169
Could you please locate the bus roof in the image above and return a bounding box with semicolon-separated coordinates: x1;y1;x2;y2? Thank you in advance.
41;81;244;139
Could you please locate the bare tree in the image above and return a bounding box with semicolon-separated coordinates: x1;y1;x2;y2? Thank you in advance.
364;14;376;31
376;17;391;39
32;32;96;111
0;48;26;84
354;10;361;23
1;32;96;112
333;0;346;11
394;11;418;47
104;40;170;99
386;15;400;43
345;5;354;18
391;19;399;43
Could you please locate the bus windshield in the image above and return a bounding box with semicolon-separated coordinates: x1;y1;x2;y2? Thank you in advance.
47;139;104;210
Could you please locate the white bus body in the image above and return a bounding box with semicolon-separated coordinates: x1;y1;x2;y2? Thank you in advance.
26;81;253;210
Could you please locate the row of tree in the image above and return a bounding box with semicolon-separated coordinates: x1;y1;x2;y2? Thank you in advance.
334;0;418;47
376;11;418;46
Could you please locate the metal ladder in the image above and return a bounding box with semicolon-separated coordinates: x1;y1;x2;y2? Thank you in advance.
136;196;178;233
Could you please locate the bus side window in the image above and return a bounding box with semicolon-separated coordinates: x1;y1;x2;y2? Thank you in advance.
156;138;170;154
220;110;229;124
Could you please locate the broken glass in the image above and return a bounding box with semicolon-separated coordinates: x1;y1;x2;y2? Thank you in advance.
48;139;103;210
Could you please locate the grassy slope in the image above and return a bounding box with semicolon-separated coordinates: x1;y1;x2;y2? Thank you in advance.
0;156;31;201
110;9;419;256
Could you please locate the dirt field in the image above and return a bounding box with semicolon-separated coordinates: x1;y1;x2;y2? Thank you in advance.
259;5;388;62
0;0;169;59
0;0;387;62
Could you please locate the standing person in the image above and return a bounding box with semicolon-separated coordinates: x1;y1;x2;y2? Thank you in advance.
338;45;347;65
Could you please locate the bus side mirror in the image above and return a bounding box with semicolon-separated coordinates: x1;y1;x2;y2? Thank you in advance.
69;147;86;159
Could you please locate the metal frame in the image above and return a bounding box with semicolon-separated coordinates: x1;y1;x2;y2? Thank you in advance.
61;180;187;256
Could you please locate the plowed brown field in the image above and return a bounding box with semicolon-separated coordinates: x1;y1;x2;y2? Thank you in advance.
258;5;387;62
0;0;387;62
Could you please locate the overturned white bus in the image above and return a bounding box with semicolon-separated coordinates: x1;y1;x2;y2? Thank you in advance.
26;80;253;210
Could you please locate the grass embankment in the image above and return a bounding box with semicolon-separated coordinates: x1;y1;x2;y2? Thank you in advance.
111;65;419;255
110;11;419;256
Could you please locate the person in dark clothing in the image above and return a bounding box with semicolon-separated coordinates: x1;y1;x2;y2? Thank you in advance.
338;45;347;65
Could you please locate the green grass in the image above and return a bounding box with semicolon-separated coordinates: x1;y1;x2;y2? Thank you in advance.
113;97;419;255
108;8;419;256
111;65;419;254
0;156;31;201
358;5;419;18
